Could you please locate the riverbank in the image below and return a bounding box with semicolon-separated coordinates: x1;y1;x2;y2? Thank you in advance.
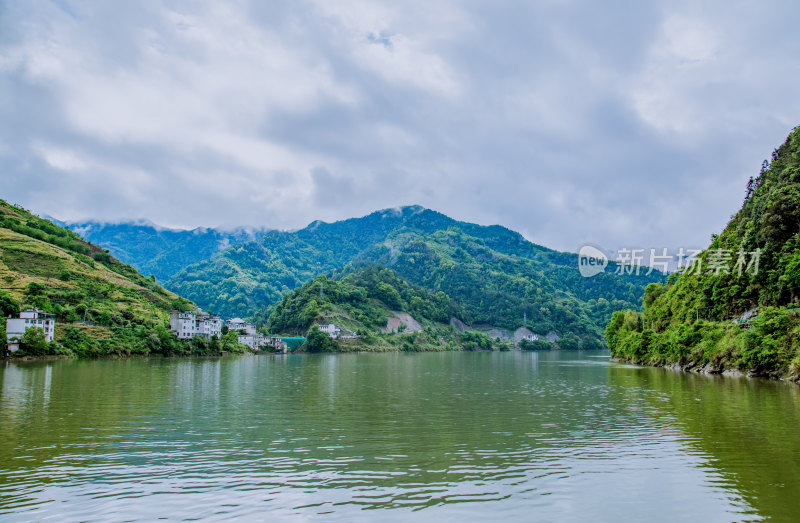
611;355;800;384
4;349;255;363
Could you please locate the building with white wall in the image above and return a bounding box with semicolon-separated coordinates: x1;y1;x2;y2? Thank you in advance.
170;311;197;340
170;310;223;340
226;317;256;335
237;333;267;350
196;313;222;339
6;309;55;352
318;324;341;339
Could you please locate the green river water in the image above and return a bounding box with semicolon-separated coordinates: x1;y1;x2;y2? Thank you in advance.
1;351;799;521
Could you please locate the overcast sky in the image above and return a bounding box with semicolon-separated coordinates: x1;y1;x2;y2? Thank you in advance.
1;0;799;254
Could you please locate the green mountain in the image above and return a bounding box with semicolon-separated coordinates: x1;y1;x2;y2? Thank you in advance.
0;200;247;357
606;126;800;377
266;266;475;351
59;220;270;283
166;206;428;318
163;206;662;341
267;266;523;352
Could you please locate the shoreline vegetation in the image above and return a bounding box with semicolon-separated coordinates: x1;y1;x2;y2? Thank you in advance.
605;126;800;382
4;344;575;362
4;327;570;361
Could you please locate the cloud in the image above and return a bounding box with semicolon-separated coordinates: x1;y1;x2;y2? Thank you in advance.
1;0;799;254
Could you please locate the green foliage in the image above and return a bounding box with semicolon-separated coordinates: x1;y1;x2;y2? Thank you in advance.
266;268;462;336
558;333;582;351
0;290;20;318
457;330;512;351
303;324;337;353
19;327;49;356
606;126;800;375
519;338;553;351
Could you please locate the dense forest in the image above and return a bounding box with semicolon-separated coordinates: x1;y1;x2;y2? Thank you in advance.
606;126;800;377
0;200;250;358
266;266;517;352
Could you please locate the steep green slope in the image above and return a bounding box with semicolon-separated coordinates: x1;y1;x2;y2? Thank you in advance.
606;126;800;377
0;200;247;357
267;266;462;334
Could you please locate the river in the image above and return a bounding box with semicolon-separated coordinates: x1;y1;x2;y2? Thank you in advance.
1;351;799;521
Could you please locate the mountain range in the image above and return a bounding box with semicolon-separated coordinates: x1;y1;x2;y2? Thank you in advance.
62;205;664;342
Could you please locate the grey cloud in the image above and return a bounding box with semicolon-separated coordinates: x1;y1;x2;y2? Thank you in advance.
1;0;799;254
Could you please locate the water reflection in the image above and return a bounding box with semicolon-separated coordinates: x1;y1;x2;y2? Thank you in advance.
1;353;794;520
607;364;800;521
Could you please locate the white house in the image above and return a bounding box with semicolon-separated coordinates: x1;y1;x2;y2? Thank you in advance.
226;317;256;335
170;311;197;340
170;310;223;340
196;313;222;339
318;323;341;339
7;309;55;352
237;333;268;350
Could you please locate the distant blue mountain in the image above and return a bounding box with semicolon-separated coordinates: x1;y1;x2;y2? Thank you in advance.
56;220;271;283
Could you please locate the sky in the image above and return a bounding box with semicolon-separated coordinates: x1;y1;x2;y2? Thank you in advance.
1;0;799;255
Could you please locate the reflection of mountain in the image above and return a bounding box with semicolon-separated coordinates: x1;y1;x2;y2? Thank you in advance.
607;366;800;521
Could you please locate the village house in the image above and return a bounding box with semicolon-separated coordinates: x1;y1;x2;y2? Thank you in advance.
318;323;341;339
169;310;222;340
226;317;256;335
196;313;222;338
237;333;268;350
6;308;55;352
269;336;288;353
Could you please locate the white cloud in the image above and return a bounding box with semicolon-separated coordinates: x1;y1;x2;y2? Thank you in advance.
32;143;87;172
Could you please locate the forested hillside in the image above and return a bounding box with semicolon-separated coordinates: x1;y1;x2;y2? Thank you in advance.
349;226;654;338
606;126;800;377
165;206;430;317
266;266;512;352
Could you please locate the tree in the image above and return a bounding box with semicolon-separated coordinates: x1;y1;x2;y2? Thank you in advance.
221;330;243;352
558;333;581;351
0;291;20;318
20;327;49;356
304;324;336;352
520;339;552;351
